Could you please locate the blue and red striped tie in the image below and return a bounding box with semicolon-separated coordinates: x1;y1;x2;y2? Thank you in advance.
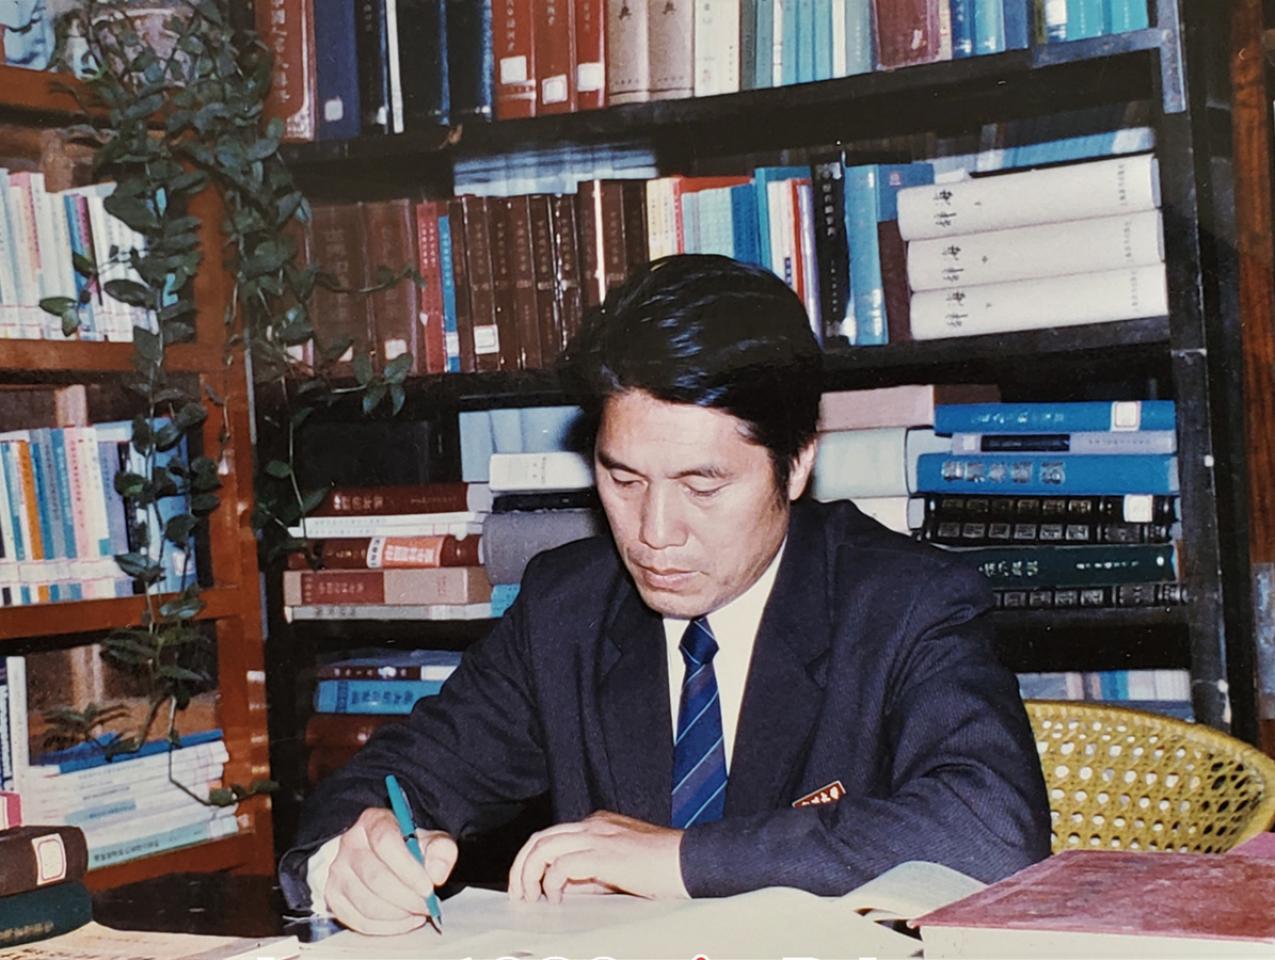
671;617;728;829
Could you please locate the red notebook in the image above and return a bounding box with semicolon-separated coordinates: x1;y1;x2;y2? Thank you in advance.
916;849;1275;958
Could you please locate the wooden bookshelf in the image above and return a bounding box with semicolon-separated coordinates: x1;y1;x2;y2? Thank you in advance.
0;65;89;121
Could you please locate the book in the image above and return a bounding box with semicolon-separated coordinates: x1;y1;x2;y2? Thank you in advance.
0;880;92;948
315;650;462;682
1065;0;1106;39
285;602;493;622
917;850;1275;958
916;451;1179;495
897;153;1160;241
872;0;944;67
398;0;451;126
362;198;421;372
573;0;607;110
314;482;493;517
488;451;595;493
1106;0;1149;32
308;203;374;375
924;492;1177;525
289;534;481;569
313;0;362;140
493;490;601;512
29;729;225;776
282;566;492;606
922;516;1172;546
536;0;576;114
996;581;1187;609
501;196;544;370
693;0;741;96
905;209;1165;291
256;0;317;141
951;429;1176;455
355;0;392;133
649;1;693;99
909;263;1168;340
287;514;486;539
314;678;448;714
481;508;607;584
818;384;1001;432
494;0;537;119
446;0;495;120
606;0;650;104
950;543;1176;587
811;428;953;500
935;400;1176;434
3;922;300;960
0;792;18;829
0;825;88;897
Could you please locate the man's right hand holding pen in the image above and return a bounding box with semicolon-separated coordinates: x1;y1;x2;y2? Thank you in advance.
323;807;458;936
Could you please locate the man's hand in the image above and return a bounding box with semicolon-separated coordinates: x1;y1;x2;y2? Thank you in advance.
325;807;459;935
508;810;688;904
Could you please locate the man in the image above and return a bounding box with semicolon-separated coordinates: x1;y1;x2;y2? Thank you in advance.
278;254;1051;934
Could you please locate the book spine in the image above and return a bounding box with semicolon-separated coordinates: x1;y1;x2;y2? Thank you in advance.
606;0;651;104
780;0;799;84
843;0;873;74
528;195;564;364
436;209;462;371
1065;0;1106;39
754;0;775;87
86;812;239;870
447;198;477;372
814;0;834;78
313;0;362;139
478;508;609;584
843;164;886;344
355;0;391;133
536;0;577;113
363;199;421;374
284;567;491;605
950;430;1177;455
651;0;694;99
810;161;852;342
397;0;450;126
447;0;495;120
934;400;1176;433
315;678;448;714
256;0;317;141
298;534;480;569
1105;0;1149;32
576;181;606;307
288;601;492;621
795;0;815;82
292;515;486;539
487;196;522;371
0;826;88;897
461;196;502;372
741;0;759;88
909;263;1168;340
413;200;447;374
317;482;484;516
1003;0;1031;47
996;581;1187;609
973;0;1005;54
309;203;375;377
494;0;537;119
573;0;607;109
915;451;1179;495
897;153;1160;241
871;0;943;67
923;517;1173;547
600;182;630;294
1040;0;1068;39
954;543;1176;586
924;492;1177;525
0;880;92;946
502;196;545;370
488;451;595;492
906;210;1164;292
550;194;585;352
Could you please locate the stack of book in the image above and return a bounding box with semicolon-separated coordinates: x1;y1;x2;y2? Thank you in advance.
260;1;1153;143
0;825;93;948
306;650;462;783
284;482;493;622
0;171;152;342
2;651;239;871
897;153;1167;340
915;399;1184;611
1018;669;1192;718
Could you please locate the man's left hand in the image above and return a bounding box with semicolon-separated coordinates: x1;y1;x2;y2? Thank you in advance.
508;810;689;903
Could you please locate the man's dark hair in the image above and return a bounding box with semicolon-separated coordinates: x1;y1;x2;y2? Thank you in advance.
560;254;823;492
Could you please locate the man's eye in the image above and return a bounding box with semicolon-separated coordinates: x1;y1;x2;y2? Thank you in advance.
610;473;640;488
686;485;722;500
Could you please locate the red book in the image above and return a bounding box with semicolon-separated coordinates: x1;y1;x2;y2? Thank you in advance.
917;850;1275;957
535;0;577;114
620;180;649;272
550;195;585;352
309;202;375;377
446;197;477;373
305;713;402;748
362;198;421;374
572;0;606;111
283;567;492;605
528;195;564;363
256;0;317;141
287;534;483;570
872;0;945;69
413;200;448;374
314;482;491;516
459;196;502;373
501;196;545;370
487;199;523;370
494;0;537;119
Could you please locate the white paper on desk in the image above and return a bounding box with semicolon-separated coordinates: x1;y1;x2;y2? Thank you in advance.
300;862;981;960
0;921;300;960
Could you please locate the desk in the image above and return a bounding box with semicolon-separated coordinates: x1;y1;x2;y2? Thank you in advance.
91;873;296;940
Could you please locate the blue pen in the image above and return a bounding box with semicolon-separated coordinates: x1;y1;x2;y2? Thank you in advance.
385;773;444;931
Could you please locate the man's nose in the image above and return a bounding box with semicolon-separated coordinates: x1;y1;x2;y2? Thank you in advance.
639;486;685;550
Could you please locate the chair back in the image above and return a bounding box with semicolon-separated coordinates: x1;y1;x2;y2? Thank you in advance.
1025;699;1275;853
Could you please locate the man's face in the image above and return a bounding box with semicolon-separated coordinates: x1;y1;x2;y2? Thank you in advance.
595;390;814;619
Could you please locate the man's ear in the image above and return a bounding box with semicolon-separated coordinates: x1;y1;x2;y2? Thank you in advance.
786;437;818;502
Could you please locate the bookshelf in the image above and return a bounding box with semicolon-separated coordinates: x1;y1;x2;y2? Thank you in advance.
0;64;276;888
261;0;1274;851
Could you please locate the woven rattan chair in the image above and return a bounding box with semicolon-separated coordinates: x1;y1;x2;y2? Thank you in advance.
1025;699;1275;853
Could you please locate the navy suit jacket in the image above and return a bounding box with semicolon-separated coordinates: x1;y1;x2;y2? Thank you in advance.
278;499;1051;906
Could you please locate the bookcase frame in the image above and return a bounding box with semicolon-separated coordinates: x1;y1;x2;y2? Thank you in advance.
0;68;276;888
264;0;1275;848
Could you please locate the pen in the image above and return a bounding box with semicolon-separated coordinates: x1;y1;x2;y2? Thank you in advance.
385;773;444;931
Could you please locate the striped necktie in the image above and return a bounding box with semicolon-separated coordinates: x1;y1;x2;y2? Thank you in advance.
671;617;728;828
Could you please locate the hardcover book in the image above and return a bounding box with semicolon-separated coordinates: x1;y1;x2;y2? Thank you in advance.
0;825;88;897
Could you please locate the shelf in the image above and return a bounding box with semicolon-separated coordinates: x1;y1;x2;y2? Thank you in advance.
0;65;89;121
0;586;242;642
83;828;261;893
281;32;1165;169
993;606;1190;671
0;339;224;379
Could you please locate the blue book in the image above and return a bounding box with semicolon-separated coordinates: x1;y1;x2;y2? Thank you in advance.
61;194;98;340
951;0;976;57
354;0;391;133
973;0;1005;54
313;0;362;140
95;437;132;597
398;0;450;125
88;815;233;869
1105;0;1149;31
960;543;1176;586
754;166;808;276
915;452;1179;496
843;162;933;346
445;0;493;121
781;0;800;85
1003;0;1032;48
813;0;834;79
491;582;520;617
796;0;816;82
755;0;777;87
934;400;1176;434
437;213;461;372
681;191;702;254
0;442;30;604
1065;0;1106;39
25;430;64;600
314;678;447;714
845;0;874;74
47;429;82;600
729;184;762;265
35;729;224;774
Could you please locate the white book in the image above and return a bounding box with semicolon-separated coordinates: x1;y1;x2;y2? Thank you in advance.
848;495;925;535
950;430;1177;456
0;169;20;338
4;655;28;794
906;210;1165;292
896;153;1161;241
489;451;595;493
693;0;740;96
772;0;786;86
7;176;42;338
45;183;79;337
385;0;404;133
831;0;847;76
812;427;952;500
287;514;486;539
909;263;1169;341
285;601;494;622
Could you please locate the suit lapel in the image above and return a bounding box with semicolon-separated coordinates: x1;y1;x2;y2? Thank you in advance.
597;581;673;825
727;502;831;816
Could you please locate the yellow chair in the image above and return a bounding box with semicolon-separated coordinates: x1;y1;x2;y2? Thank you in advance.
1025;699;1275;854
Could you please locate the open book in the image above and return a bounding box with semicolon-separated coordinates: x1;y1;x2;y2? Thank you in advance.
299;860;985;960
0;922;299;960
